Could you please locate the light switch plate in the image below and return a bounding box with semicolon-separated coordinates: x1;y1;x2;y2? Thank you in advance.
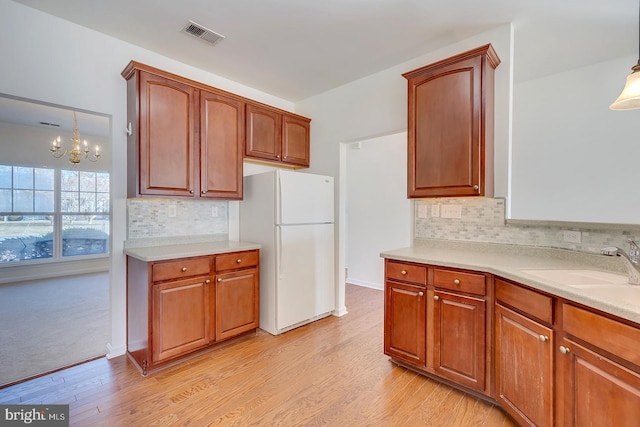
167;205;177;218
417;204;428;218
431;204;440;217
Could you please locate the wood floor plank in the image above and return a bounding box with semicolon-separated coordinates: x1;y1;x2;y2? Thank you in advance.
0;284;515;426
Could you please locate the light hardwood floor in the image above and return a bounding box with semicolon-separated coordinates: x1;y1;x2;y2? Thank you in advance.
0;284;516;426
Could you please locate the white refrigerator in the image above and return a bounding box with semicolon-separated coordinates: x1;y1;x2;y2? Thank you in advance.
240;170;335;335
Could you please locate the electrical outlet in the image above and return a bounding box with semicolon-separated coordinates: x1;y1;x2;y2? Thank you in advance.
431;204;440;217
563;230;582;244
212;206;219;217
417;204;428;218
441;205;462;219
167;205;177;218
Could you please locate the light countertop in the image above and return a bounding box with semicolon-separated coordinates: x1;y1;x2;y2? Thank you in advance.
381;239;640;324
124;240;261;262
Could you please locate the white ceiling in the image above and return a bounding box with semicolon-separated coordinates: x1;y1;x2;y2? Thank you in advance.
11;0;640;102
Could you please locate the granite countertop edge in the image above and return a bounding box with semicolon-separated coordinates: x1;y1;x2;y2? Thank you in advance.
380;239;640;324
124;240;261;262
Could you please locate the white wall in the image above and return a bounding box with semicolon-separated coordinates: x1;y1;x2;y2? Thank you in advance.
511;55;640;224
296;24;513;315
0;1;294;358
346;132;410;290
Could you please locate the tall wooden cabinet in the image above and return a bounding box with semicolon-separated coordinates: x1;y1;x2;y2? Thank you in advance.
127;249;259;375
403;44;500;198
245;103;310;168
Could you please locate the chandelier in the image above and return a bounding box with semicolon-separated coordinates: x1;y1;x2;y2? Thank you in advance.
50;111;100;165
610;0;640;110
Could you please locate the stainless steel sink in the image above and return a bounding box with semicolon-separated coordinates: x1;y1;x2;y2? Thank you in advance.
521;269;628;288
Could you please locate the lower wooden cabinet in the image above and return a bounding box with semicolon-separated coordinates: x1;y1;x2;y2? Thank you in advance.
495;304;553;427
433;290;486;392
127;249;259;375
384;257;640;427
152;276;210;362
384;280;426;366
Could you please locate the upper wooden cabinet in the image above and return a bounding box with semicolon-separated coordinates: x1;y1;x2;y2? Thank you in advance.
245;103;310;168
403;44;500;198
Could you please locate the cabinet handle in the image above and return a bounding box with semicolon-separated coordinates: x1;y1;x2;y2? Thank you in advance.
181;267;187;272
205;279;211;284
559;346;571;354
473;185;479;190
418;291;424;297
400;270;407;275
433;295;439;301
539;335;549;342
236;259;242;263
217;278;222;282
453;279;460;285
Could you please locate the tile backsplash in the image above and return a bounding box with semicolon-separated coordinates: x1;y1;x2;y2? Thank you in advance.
414;198;640;254
127;198;228;239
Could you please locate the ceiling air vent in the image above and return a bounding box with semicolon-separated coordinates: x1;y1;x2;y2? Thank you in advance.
181;20;225;46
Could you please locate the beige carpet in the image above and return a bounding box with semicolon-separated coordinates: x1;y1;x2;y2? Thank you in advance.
0;272;110;386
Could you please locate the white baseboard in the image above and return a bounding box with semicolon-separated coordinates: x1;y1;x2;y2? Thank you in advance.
332;306;348;317
106;343;126;359
346;278;383;291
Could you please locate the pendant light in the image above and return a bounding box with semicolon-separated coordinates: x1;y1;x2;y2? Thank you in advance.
610;0;640;110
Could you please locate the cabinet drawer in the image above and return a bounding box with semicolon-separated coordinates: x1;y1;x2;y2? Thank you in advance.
215;250;259;272
386;261;427;286
563;303;640;367
495;278;553;324
433;268;486;296
152;257;210;282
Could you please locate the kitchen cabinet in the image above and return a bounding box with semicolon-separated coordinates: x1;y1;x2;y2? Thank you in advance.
432;268;488;393
384;261;427;366
494;278;554;427
557;303;640;427
213;251;260;341
245;103;310;168
384;260;490;395
403;44;500;198
126;249;259;375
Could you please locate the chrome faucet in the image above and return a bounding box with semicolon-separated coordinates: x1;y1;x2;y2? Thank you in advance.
601;239;640;285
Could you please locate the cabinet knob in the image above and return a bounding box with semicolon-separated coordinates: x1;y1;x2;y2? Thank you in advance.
181;267;187;272
433;295;439;301
236;259;242;263
283;155;287;159
217;278;222;282
276;154;280;159
559;346;571;355
400;270;407;275
539;335;549;342
189;190;194;194
453;279;460;285
418;291;424;297
205;279;211;284
473;185;479;190
202;190;207;194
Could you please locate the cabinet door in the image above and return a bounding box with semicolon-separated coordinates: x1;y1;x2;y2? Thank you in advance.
152;276;209;362
433;290;485;391
245;104;281;162
139;71;196;196
214;268;259;341
495;304;553;427
281;114;310;167
384;281;426;366
557;338;640;427
200;90;244;199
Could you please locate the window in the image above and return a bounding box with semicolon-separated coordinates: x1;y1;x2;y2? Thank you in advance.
0;165;110;263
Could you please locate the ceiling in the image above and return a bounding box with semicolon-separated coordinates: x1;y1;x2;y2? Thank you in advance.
11;0;640;102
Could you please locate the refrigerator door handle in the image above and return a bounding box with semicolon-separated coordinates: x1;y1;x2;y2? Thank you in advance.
277;225;283;278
